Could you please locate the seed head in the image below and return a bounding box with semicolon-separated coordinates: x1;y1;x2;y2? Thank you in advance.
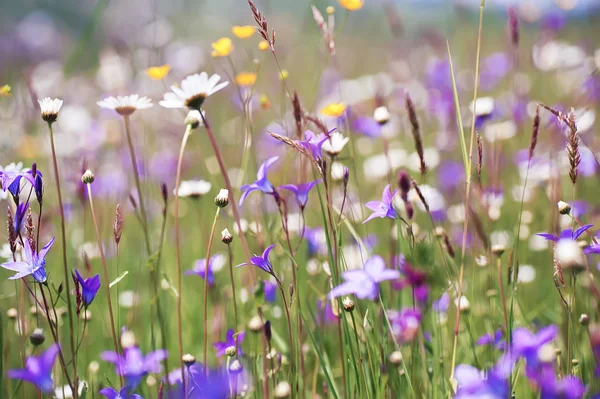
225;346;236;357
388;351;403;365
491;245;505;257
29;328;45;346
579;314;589;326
274;381;292;398
7;308;18;319
342;297;355;312
120;330;136;349
221;228;233;244
182;353;196;366
81;169;95;184
215;189;229;208
557;201;571;215
248;315;264;332
373;105;391;125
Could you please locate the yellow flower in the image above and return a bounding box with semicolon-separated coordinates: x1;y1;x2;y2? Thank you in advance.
211;37;233;57
260;94;271;110
235;72;257;86
338;0;364;11
146;65;171;80
326;6;335;14
279;70;289;80
0;84;11;97
321;102;347;117
258;40;269;51
232;25;256;39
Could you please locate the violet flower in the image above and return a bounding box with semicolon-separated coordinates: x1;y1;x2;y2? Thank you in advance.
454;363;510;399
316;299;338;326
185;256;218;286
352;116;381;137
264;280;277;303
1;237;55;283
511;325;558;372
167;363;233;399
8;343;60;393
432;292;450;313
99;387;143;399
393;256;429;305
476;329;505;350
239;156;279;206
74;269;101;306
213;329;245;357
537;225;593;243
389;308;422;344
279;180;322;209
0;164;38;198
328;255;400;300
296;130;330;161
236;244;276;276
363;184;398;224
535;365;585;399
101;346;168;389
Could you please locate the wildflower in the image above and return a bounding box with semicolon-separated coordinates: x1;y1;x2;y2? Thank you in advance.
145;64;171;80
338;0;364;11
81;169;95;184
239;156;279;205
258;40;269;51
182;353;196;366
432;292;450;313
213;329;245;357
557;200;571;215
453;363;509;399
29;328;45;346
537;225;593;271
296;130;330;161
185;256;218;286
328;255;400;300
535;367;585;399
0;162;39;197
232;25;255;38
38;97;63;123
159;73;229;110
0;84;11;97
221;228;233;244
511;325;558;371
279;180;321;210
74;269;101;307
388;308;422;344
0;237;54;283
184;110;204;129
322;131;350;156
275;381;292;398
237;244;276;275
166;363;232;398
101;345;168;389
99;387;143;399
97;94;153;116
264;280;277;302
373;106;391;125
316;299;338;324
8;343;59;393
394;257;429;304
260;93;271;109
363;184;398;224
236;72;257;87
211;37;234;57
320;102;346;117
469;96;495;129
175;180;212;198
476;329;505;350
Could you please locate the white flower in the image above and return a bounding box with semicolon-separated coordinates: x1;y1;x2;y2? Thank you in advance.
321;132;350;156
555;239;585;271
38;97;63;123
373;106;391;125
184;110;205;128
159;72;229;109
97;94;153;116
54;381;87;399
469;96;494;116
175;180;212;198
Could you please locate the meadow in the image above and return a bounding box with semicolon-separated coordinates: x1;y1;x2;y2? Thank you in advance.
1;0;600;397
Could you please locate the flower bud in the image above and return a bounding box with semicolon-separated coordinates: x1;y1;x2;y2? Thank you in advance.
388;351;403;365
275;381;292;398
88;361;100;374
120;330;136;349
579;314;589;326
81;169;95;184
342;297;354;312
558;201;571;215
374;106;391;125
264;320;272;342
225;346;236;357
29;328;45;346
221;228;233;244
248;315;264;332
7;308;18;319
182;353;196;366
185;110;203;129
491;245;505;257
215;189;229;208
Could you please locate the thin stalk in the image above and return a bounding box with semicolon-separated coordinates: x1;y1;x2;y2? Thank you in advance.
203;206;221;373
47;122;78;398
174;123;193;383
122;115;152;253
85;183;122;385
227;244;239;330
496;256;509;333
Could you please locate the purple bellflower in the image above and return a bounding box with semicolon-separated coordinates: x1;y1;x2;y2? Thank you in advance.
0;237;55;283
511;325;558;373
264;280;277;303
363;184;398;224
537;225;593;244
239;156;279;206
8;343;60;393
279;180;322;210
389;308;422;344
13;202;29;234
535;365;585;399
0;166;39;198
393;256;429;305
316;299;338;325
328;255;400;301
432;292;450;313
476;329;505;350
213;329;245;357
185;256;218;286
352;116;382;138
74;269;101;306
236;244;276;276
102;346;168;389
167;363;233;399
99;387;143;399
296;130;330;161
454;363;510;399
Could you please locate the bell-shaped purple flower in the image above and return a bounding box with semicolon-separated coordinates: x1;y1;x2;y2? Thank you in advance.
328;255;400;301
75;269;101;306
236;244;276;275
8;343;60;393
1;237;55;283
101;346;168;389
185;256;219;286
239;156;279;206
279;180;322;209
99;387;143;399
363;184;398;224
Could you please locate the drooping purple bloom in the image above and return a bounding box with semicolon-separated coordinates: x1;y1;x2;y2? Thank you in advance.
279;180;322;209
537;225;593;243
185;256;218;285
454;363;510;399
0;165;39;198
8;343;60;393
388;308;422;344
511;325;558;372
0;237;55;283
99;387;143;399
101;346;168;389
264;280;277;303
296;130;330;161
476;329;505;350
239;156;279;206
304;226;326;256
74;269;101;306
363;184;398;224
13;202;28;234
328;255;400;301
236;244;276;275
316;299;338;325
213;329;245;357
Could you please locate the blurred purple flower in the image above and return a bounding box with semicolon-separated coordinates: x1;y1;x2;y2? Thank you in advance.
316;299;338;325
264;280;277;303
363;184;398;224
296;130;329;161
185;256;218;285
167;363;232;399
535;365;585;399
236;244;276;275
454;363;509;399
543;11;566;31
279;180;322;210
213;329;245;357
8;343;59;393
74;269;101;306
1;237;54;283
437;160;464;191
102;346;167;389
99;387;143;399
393;256;429;305
389;308;422;344
511;325;558;372
432;292;450;313
328;255;400;301
239;156;279;206
476;329;505;350
352;116;381;137
305;226;326;257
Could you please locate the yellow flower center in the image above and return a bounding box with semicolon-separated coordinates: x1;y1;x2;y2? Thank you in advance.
231;25;256;39
146;65;171;80
235;72;258;87
321;102;347;117
211;37;234;57
338;0;364;11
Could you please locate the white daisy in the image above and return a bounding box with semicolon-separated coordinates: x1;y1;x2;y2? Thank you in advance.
175;179;212;198
322;132;350;156
97;94;153;116
38;97;63;123
159;72;229;110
